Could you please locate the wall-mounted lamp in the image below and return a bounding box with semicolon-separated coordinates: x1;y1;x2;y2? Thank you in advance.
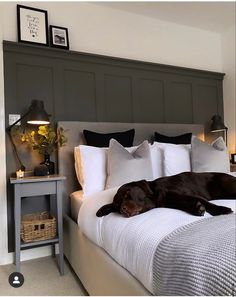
210;114;228;145
6;100;50;171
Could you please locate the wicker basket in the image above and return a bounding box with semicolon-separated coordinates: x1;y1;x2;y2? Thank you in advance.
21;211;57;243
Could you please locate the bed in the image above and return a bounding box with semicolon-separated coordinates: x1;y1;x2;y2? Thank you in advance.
58;121;235;296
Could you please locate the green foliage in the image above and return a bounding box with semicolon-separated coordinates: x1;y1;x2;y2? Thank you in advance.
21;125;67;155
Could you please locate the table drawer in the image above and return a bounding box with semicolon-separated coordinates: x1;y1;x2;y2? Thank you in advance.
15;181;57;197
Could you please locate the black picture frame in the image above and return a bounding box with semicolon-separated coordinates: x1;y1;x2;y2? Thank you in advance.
17;5;49;46
50;25;69;50
231;154;236;164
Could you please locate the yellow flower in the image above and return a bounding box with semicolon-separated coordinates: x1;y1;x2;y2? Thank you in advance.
39;125;46;131
20;125;67;155
38;125;48;137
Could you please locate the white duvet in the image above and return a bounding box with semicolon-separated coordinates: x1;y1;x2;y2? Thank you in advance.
78;187;236;293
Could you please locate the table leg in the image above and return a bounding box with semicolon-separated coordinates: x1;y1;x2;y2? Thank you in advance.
49;194;56;258
14;185;21;273
56;181;64;275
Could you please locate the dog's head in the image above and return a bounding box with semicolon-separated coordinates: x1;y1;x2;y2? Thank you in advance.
96;180;155;217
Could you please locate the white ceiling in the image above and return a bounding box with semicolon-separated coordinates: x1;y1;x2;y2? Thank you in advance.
96;2;235;33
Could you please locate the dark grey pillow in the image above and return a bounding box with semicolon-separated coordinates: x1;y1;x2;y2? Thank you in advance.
154;132;192;144
106;139;153;189
191;136;230;173
83;129;135;147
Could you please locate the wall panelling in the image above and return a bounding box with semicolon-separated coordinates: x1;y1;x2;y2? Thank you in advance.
3;41;225;251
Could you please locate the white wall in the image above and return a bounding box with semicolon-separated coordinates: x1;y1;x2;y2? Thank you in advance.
221;25;236;154
3;2;223;71
0;3;9;265
0;2;232;265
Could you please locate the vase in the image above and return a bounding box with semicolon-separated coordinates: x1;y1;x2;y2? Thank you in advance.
40;154;55;175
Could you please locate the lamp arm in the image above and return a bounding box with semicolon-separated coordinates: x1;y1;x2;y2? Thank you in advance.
6;129;25;171
6;110;30;171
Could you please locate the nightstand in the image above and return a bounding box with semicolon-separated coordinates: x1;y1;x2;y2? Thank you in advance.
230;163;236;172
10;175;66;275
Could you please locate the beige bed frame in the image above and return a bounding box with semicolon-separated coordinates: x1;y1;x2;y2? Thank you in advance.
58;121;204;296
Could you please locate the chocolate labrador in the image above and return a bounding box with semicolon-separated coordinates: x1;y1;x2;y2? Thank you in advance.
96;172;236;217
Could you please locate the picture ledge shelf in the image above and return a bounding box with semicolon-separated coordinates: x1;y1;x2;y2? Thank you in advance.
3;40;225;80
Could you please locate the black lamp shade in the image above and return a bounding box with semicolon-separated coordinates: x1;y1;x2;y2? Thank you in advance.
27;100;50;125
210;114;227;132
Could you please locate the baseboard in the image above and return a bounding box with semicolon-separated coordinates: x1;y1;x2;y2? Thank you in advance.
0;246;52;265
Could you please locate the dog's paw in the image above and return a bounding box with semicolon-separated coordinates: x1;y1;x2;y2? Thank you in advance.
194;202;206;216
211;205;233;216
96;203;115;217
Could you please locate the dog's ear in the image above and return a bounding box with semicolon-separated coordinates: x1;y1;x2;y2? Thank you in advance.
137;180;153;196
96;203;116;217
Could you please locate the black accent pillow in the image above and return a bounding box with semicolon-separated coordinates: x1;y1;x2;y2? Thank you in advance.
154;132;192;145
83;129;135;147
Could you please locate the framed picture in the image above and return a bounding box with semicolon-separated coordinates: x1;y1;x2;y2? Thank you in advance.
231;154;236;164
17;5;49;46
50;25;69;50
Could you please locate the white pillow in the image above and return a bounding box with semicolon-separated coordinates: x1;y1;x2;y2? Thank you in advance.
74;145;107;197
163;144;191;176
150;142;163;179
74;145;138;197
74;142;164;197
154;142;191;176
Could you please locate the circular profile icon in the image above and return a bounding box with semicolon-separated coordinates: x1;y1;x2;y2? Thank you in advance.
8;272;24;288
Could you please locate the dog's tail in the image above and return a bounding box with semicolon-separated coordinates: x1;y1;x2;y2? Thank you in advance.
199;198;233;216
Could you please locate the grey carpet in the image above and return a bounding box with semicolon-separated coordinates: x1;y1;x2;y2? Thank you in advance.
0;256;88;296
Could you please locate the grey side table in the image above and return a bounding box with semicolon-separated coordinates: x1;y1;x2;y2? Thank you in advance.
10;174;66;275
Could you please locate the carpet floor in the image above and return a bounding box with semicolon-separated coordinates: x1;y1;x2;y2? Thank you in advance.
0;256;88;296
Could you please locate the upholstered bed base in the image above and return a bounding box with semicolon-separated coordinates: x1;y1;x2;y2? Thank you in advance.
63;214;150;296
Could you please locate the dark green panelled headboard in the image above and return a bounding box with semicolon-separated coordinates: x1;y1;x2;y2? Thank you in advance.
3;40;224;251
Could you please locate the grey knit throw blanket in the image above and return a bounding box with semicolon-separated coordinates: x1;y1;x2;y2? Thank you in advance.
153;213;236;296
